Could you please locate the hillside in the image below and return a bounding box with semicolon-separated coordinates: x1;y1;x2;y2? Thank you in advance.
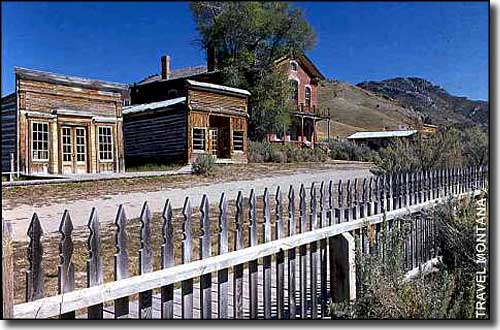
356;77;489;128
317;79;421;138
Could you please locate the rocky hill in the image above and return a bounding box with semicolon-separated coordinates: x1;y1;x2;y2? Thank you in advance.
317;79;421;138
356;77;489;128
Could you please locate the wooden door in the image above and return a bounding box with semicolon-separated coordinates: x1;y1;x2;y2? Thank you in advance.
61;126;88;174
209;128;218;157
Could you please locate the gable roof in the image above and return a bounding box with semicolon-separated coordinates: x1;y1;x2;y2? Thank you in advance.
274;53;325;80
136;66;211;86
347;130;418;140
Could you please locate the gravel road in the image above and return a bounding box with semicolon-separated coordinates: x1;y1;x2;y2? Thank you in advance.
3;165;372;241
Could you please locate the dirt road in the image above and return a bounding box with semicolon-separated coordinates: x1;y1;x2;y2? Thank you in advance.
3;164;372;241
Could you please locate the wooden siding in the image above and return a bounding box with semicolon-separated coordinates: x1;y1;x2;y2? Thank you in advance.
15;73;125;175
188;89;247;116
19;79;121;118
1;94;17;172
123;107;188;165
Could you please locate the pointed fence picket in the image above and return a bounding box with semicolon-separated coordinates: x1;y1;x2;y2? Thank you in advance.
5;166;487;320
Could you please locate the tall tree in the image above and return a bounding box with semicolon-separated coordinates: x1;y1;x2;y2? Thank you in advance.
190;2;316;140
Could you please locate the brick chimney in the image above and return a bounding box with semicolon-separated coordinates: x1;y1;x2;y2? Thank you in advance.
161;55;170;80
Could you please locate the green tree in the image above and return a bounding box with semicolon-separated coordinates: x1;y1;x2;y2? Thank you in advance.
190;2;316;140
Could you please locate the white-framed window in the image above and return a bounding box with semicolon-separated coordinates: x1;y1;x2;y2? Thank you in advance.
233;131;244;152
75;127;87;162
305;86;312;107
98;126;114;161
193;128;206;151
62;127;72;162
32;121;49;161
290;61;298;71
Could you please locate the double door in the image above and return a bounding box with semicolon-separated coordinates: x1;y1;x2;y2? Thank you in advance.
61;126;88;174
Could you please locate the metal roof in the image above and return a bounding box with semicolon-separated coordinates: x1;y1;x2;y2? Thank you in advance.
123;97;186;115
347;130;418;139
186;79;251;96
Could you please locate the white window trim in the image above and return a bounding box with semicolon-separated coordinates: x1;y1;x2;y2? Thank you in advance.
98;125;114;162
31;121;49;162
290;60;299;71
192;127;207;153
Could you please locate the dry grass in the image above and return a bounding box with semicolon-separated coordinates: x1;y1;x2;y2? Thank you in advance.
3;162;340;209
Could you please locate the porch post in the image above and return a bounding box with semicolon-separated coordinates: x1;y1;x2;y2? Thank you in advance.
330;232;356;303
327;118;331;141
301;116;304;147
313;119;317;148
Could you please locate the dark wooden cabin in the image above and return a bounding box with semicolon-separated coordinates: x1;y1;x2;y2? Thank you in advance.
123;79;250;165
1;67;128;175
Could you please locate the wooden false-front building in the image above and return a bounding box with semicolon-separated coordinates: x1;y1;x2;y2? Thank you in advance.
124;79;250;165
1;67;128;175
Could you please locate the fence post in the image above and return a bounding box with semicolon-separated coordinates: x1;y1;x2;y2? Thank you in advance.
309;183;318;319
181;198;193;319
27;213;44;302
114;205;129;319
275;187;285;319
161;200;174;319
218;193;229;319
199;195;212;319
298;184;308;319
233;192;244;319
262;188;272;319
336;179;344;223
287;186;297;319
330;233;356;303
87;208;103;319
248;189;258;319
319;182;328;318
58;211;75;319
2;219;13;319
139;202;153;319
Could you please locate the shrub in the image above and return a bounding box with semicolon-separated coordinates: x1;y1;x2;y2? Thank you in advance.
248;141;273;163
328;139;379;162
329;193;488;319
191;154;216;176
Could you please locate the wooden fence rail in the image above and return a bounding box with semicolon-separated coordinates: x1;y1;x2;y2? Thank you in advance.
2;166;488;319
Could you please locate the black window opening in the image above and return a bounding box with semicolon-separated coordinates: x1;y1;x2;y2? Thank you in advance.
233;131;244;151
193;128;206;151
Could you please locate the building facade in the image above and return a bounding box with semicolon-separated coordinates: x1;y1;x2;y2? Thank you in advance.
1;68;128;175
124;75;249;165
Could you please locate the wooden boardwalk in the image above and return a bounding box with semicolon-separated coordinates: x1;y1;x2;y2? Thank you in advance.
90;258;330;319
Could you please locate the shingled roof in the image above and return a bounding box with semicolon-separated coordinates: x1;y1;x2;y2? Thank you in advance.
137;65;209;85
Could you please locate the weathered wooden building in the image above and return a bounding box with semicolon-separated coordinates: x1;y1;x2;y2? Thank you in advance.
1;67;128;175
124;76;250;165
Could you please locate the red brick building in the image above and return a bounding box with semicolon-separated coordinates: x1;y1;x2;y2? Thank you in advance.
270;54;327;148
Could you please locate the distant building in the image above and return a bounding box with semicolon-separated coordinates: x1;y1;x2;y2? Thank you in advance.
1;67;128;175
347;130;418;150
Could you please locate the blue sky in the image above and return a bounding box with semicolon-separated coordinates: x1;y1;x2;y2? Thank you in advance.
1;1;489;100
